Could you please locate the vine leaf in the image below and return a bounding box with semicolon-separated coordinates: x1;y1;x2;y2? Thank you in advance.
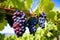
24;0;33;10
46;11;56;19
0;14;7;31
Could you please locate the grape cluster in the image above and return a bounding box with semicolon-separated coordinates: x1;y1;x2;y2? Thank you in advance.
28;17;38;35
5;14;14;27
38;12;46;29
12;10;27;37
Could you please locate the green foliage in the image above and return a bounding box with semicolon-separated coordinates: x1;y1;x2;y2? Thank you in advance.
8;0;33;11
46;11;56;19
0;0;6;2
0;21;56;40
0;13;7;31
3;0;14;8
0;34;5;40
39;0;54;11
34;0;54;18
24;0;33;10
4;35;17;40
35;8;40;16
57;11;60;19
11;0;25;10
56;20;60;35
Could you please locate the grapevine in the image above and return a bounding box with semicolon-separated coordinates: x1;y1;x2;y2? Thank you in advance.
0;0;59;40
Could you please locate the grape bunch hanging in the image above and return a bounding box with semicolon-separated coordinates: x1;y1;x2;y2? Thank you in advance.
12;10;27;37
38;12;46;29
28;17;38;35
12;10;46;37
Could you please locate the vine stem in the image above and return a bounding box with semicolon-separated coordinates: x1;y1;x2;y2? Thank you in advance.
0;7;15;15
57;36;59;40
0;7;15;11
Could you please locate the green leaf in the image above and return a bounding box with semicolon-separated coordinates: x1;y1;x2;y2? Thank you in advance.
11;0;25;11
24;0;33;10
11;0;33;11
47;32;53;37
0;34;5;40
57;11;60;19
38;0;54;12
46;11;56;19
44;2;54;11
0;19;7;31
0;14;7;31
35;8;40;16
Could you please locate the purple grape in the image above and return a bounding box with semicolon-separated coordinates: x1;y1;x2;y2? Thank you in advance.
5;15;14;27
12;10;27;37
28;17;37;35
38;12;46;29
